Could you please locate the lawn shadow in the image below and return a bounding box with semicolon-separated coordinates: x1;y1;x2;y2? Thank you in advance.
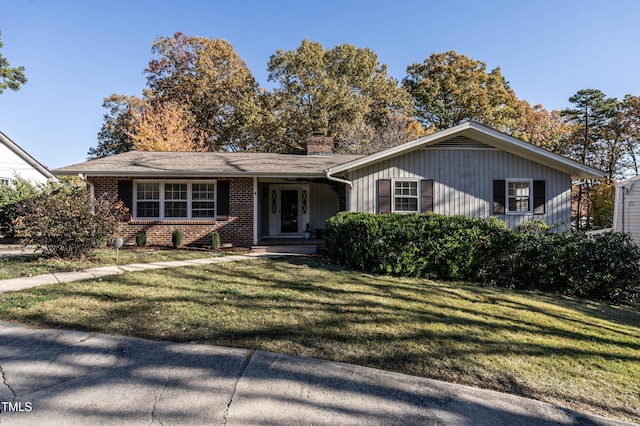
0;256;638;423
0;321;627;425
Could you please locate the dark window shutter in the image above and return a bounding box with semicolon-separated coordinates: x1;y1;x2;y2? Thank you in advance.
533;180;546;215
493;180;506;215
117;180;133;212
378;179;391;213
217;180;230;220
421;179;434;212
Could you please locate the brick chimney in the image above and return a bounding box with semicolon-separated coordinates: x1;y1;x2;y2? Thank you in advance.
305;132;333;156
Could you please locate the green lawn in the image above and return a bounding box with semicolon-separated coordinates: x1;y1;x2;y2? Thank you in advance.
0;256;638;423
0;247;230;280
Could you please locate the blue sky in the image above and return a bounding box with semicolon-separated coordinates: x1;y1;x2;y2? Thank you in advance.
1;0;639;169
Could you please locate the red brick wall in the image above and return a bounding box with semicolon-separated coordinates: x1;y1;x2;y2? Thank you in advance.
305;134;334;156
90;176;254;247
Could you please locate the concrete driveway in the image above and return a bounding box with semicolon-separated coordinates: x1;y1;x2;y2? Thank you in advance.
0;321;632;426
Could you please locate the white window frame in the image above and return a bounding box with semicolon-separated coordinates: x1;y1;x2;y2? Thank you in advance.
506;179;533;215
163;182;188;219
133;180;216;220
392;178;420;213
135;181;161;219
0;178;11;187
191;182;217;219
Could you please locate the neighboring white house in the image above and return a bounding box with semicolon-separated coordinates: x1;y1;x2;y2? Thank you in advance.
613;175;640;244
0;131;56;186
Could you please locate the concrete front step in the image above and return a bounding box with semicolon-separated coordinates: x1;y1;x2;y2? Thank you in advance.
251;245;319;254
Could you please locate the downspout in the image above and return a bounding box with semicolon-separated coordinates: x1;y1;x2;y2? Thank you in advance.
79;173;95;198
78;173;96;213
621;181;638;235
622;187;625;234
325;170;352;212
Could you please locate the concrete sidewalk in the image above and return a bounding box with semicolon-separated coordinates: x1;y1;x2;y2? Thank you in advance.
0;253;275;294
0;321;632;426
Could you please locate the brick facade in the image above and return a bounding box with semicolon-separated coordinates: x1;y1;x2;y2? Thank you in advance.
90;176;254;247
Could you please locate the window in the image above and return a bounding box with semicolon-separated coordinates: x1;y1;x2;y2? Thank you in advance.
164;183;188;218
0;178;10;187
136;182;160;218
191;183;216;218
507;180;531;213
134;181;215;220
393;180;419;212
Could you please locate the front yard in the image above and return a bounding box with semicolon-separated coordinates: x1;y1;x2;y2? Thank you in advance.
0;247;230;280
0;256;638;423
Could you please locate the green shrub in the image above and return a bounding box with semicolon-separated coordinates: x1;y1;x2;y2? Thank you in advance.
325;212;640;302
211;231;221;250
136;231;147;247
495;230;640;301
171;229;184;249
0;177;52;239
326;212;383;272
326;212;507;280
96;236;108;248
561;232;640;301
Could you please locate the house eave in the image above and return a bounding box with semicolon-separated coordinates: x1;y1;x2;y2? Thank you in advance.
53;170;328;179
0;131;57;181
327;121;605;180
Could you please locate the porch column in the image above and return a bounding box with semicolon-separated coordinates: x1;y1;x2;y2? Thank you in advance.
253;176;258;245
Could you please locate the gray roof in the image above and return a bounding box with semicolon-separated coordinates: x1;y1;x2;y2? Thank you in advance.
328;121;605;180
54;122;604;181
53;151;364;178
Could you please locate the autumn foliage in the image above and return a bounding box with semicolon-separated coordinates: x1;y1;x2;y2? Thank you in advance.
126;102;206;152
88;35;640;229
13;185;127;259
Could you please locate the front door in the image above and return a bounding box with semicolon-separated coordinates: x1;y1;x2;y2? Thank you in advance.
280;189;299;233
268;184;310;237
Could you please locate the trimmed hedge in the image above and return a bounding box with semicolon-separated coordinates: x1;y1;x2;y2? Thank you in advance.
325;212;640;302
326;212;510;280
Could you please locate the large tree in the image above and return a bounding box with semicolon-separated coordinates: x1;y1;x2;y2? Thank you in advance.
403;51;521;131
266;39;415;153
511;102;569;153
145;32;267;151
561;89;619;230
561;89;619;176
88;94;141;159
0;31;27;94
89;33;267;158
615;95;640;175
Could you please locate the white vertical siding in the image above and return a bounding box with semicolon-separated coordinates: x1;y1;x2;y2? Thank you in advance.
349;147;572;230
0;143;51;184
614;178;640;244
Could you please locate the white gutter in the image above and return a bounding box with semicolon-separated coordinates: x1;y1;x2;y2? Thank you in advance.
325;169;352;188
325;170;352;211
